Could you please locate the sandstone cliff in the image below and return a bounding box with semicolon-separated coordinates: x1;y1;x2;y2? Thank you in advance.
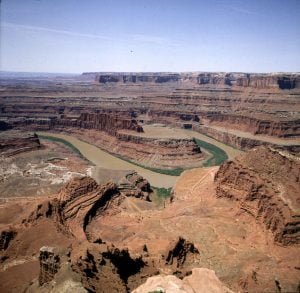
202;113;300;137
236;74;300;89
11;112;144;136
215;147;300;245
90;72;300;90
95;73;181;84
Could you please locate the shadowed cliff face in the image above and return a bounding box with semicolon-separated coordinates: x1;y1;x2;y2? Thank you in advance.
235;75;300;89
277;76;298;89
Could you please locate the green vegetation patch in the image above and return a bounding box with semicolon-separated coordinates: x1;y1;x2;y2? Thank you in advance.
152;187;172;198
194;138;228;166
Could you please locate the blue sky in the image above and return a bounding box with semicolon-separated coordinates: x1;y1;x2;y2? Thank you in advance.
1;0;300;73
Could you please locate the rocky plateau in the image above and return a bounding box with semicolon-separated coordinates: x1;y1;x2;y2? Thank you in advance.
0;71;299;292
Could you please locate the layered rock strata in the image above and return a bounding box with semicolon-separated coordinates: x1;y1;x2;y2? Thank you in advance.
215;147;300;245
95;73;181;84
91;72;300;90
201;113;300;138
1;164;300;292
194;125;300;153
3;111;204;169
9;112;143;135
0;131;41;157
1;71;300;153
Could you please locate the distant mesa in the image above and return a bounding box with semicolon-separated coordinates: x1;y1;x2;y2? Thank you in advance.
81;71;300;90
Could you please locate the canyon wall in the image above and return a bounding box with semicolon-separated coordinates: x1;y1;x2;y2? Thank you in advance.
202;113;300;137
9;112;143;136
215;147;300;245
95;73;181;84
1;71;299;156
194;125;300;153
90;72;300;90
78;113;143;135
236;74;300;89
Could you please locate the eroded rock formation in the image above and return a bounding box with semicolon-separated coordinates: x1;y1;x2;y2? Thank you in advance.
165;237;200;268
39;247;60;286
95;73;181;84
118;171;151;200
215;146;300;245
202;113;300;138
8;112;143;135
0;131;41;157
132;268;235;293
69;242;158;292
91;72;300;90
1;71;299;153
0;229;17;250
236;74;300;89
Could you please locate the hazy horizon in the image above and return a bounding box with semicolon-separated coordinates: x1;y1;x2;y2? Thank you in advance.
1;0;300;73
1;70;300;76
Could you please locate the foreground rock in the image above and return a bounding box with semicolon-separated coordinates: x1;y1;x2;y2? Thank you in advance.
1;151;299;292
132;268;234;293
215;146;300;245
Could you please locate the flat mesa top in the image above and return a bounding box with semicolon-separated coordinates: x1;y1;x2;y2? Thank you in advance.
119;124;191;139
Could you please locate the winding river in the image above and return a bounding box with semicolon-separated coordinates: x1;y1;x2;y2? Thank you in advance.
37;130;240;188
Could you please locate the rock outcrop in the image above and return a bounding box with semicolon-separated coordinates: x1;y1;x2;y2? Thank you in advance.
202;113;300;138
70;243;157;292
215;147;300;245
115;131;203;168
0;229;17;250
132;268;235;293
26;175;154;241
26;177;119;240
165;237;200;268
118;171;151;200
58;177;119;240
39;246;61;286
0;131;41;157
10;112;144;135
236;74;300;89
194;124;300;152
95;73;181;84
78;113;144;135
